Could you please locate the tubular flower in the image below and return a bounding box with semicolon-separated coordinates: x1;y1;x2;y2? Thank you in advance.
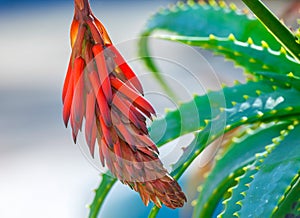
62;0;186;208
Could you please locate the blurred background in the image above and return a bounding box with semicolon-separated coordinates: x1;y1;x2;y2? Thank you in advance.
0;0;298;218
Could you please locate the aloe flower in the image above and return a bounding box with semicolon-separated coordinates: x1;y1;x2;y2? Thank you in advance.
62;0;186;208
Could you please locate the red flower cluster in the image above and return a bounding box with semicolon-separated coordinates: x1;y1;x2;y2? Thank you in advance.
62;0;186;208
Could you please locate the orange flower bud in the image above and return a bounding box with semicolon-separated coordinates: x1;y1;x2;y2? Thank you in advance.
62;0;187;209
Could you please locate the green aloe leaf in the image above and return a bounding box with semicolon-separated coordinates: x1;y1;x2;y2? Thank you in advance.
150;80;300;148
148;79;300;217
170;82;300;193
193;120;293;218
154;34;300;81
241;0;300;62
88;174;117;218
139;0;281;90
235;121;300;217
274;176;300;217
219;160;260;218
142;1;279;45
218;120;297;217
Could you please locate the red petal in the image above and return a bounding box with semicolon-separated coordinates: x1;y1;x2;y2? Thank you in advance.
135;120;148;135
88;71;112;127
113;141;124;173
136;144;157;158
85;92;97;155
63;71;74;127
111;77;155;116
62;57;72;103
137;134;159;154
70;19;79;48
114;124;136;152
109;45;144;94
99;116;113;148
112;111;137;150
71;24;86;54
85;92;96;136
92;44;113;104
113;141;122;159
70;111;78;143
89;121;97;157
101;138;115;174
72;57;85;123
112;94;144;130
92;16;112;46
69;57;85;141
73;57;85;86
123;99;146;122
87;20;103;45
98;136;105;167
71;80;84;141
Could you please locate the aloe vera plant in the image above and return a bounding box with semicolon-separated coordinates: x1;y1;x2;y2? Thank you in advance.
85;0;300;217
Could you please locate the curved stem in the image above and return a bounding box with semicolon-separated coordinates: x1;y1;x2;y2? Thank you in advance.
74;0;92;18
242;0;300;62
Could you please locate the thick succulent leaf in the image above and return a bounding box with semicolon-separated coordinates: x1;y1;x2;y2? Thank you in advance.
218;120;297;217
219;160;259;218
142;1;279;45
155;34;300;80
89;174;117;218
170;82;300;192
274;176;300;217
139;0;280;87
258;71;300;91
193;120;293;218
241;0;300;63
150;80;300;148
234;121;300;217
148;80;300;217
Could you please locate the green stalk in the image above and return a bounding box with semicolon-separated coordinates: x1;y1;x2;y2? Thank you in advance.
89;175;117;218
148;206;160;218
241;0;300;62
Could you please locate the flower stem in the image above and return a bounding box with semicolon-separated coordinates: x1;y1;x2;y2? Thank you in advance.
74;0;90;10
148;206;160;218
74;0;91;18
88;175;117;218
241;0;300;62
